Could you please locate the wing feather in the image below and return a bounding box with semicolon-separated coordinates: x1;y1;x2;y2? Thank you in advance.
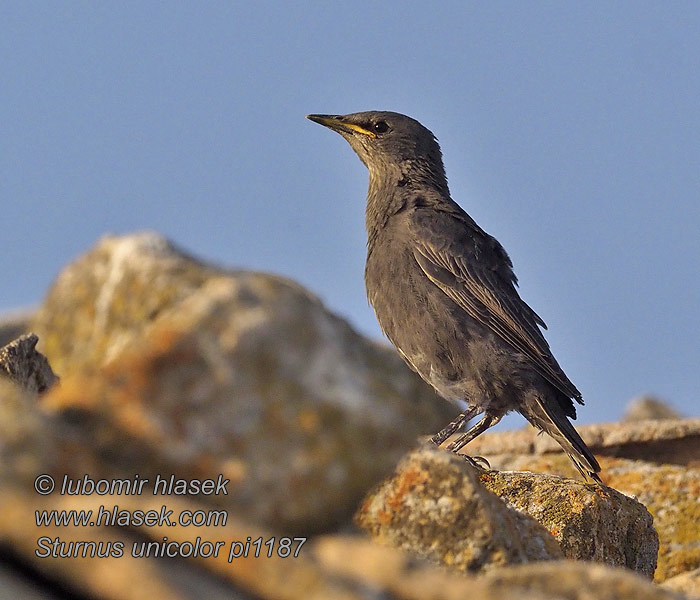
411;208;582;404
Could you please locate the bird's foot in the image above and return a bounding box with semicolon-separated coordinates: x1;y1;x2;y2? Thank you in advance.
453;453;491;470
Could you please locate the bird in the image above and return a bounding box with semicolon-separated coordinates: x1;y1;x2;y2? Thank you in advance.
306;111;601;483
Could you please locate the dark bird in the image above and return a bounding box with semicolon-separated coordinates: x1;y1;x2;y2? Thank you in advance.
306;111;601;483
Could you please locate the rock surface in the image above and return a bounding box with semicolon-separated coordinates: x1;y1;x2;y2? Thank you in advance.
356;445;657;576
465;418;700;468
0;379;60;486
466;420;700;582
0;487;681;600
480;470;658;577
28;232;452;534
313;537;682;600
32;233;221;377
604;459;700;582
0;333;59;393
356;446;564;572
479;560;685;600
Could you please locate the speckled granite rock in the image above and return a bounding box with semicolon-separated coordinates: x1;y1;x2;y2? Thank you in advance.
479;470;658;577
0;333;58;393
356;446;657;576
30;232;451;533
356;445;565;572
466;421;700;582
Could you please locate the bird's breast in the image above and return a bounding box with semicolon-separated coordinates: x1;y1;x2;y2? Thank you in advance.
365;228;467;381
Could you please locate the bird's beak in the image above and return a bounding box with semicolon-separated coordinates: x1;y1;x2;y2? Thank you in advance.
306;114;376;138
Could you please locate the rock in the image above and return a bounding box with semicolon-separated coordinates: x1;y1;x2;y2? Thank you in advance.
661;568;700;599
0;333;59;393
356;445;564;573
314;536;682;600
30;232;452;533
603;460;700;583
0;379;60;485
479;470;658;577
0;490;348;600
465;418;700;471
481;561;685;600
357;446;657;576
0;231;686;600
32;232;221;377
624;395;684;422
2;231;687;599
0;491;681;600
0;491;205;600
312;535;546;599
465;421;700;582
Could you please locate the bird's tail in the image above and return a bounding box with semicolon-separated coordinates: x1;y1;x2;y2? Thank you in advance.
523;394;602;484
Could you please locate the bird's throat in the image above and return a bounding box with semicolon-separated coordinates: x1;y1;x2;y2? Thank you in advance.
365;173;408;243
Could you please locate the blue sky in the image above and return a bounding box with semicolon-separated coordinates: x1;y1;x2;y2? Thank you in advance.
2;3;698;424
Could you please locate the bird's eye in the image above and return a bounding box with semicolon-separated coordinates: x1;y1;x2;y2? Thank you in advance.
373;121;389;134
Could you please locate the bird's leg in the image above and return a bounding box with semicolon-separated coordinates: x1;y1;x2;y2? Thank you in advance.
431;406;482;446
447;413;502;453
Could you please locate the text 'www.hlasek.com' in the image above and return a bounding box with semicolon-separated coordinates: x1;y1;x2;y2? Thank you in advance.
33;473;306;561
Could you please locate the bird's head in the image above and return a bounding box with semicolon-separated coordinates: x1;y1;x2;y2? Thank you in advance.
306;111;447;190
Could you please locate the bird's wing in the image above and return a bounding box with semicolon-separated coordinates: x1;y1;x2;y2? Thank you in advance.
410;207;582;404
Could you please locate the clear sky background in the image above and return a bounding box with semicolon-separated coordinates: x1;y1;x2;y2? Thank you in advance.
2;3;698;424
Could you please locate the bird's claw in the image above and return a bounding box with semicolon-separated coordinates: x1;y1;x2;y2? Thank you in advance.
454;453;491;470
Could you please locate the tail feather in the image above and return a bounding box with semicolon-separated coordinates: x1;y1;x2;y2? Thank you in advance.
525;395;601;483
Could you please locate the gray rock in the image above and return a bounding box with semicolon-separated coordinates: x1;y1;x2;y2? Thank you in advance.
0;231;684;600
0;561;61;600
0;379;59;485
314;536;682;600
603;460;700;583
356;445;564;572
481;561;685;600
480;470;658;577
30;232;452;533
0;333;59;393
466;418;700;469
357;445;657;577
465;420;700;582
32;232;221;377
